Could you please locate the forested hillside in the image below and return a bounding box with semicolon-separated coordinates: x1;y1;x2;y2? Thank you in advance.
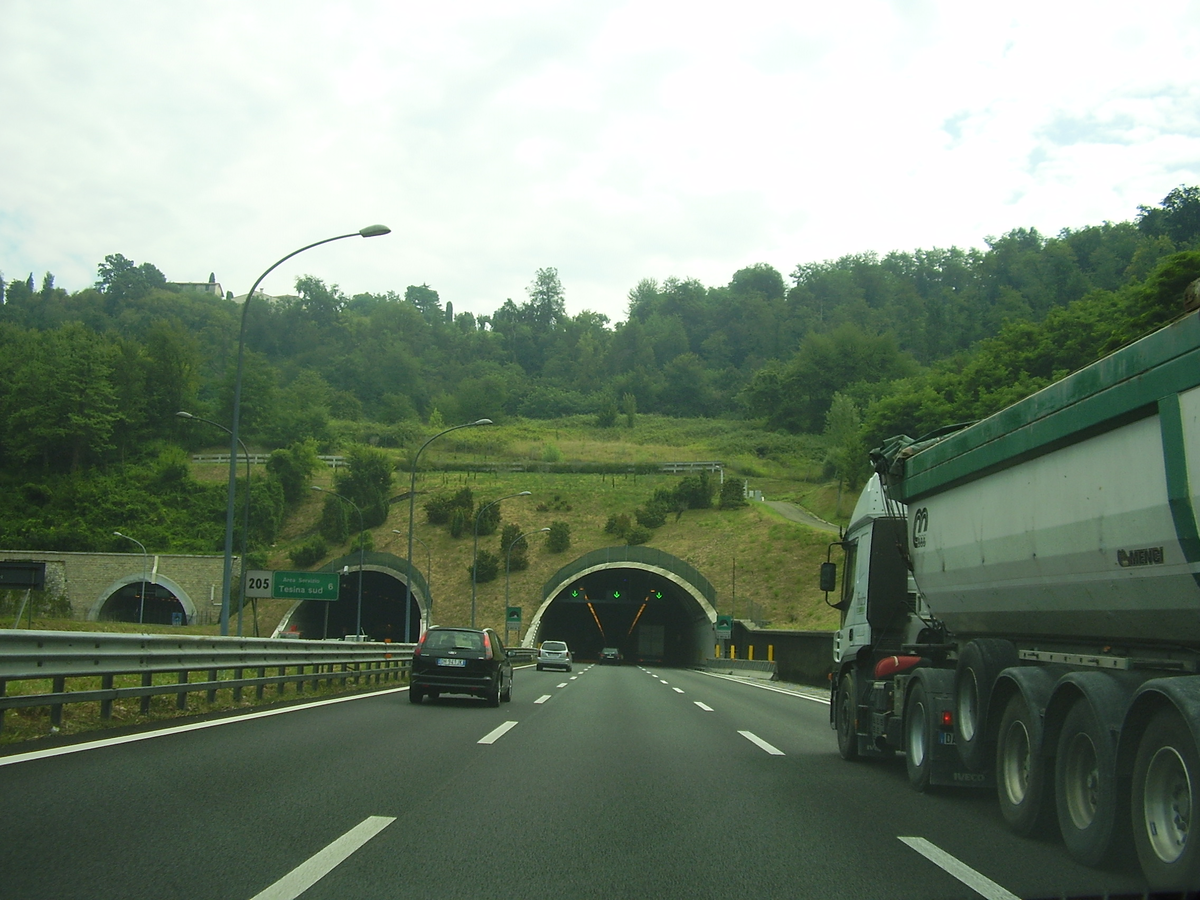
1;185;1198;556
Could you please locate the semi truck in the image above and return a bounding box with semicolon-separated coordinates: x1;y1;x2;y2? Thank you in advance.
824;298;1200;889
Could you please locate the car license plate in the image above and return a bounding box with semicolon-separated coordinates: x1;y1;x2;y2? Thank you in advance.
437;658;467;667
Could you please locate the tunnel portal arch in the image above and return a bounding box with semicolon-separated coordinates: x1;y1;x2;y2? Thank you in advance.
276;552;430;642
528;547;719;667
91;574;196;625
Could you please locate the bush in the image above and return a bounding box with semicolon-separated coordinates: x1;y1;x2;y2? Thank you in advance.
449;508;467;538
625;525;651;545
604;513;631;536
547;521;571;553
289;537;328;568
719;478;747;509
318;496;349;543
635;504;666;529
471;549;500;583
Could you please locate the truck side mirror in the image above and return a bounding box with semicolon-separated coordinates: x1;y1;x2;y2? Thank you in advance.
819;561;837;593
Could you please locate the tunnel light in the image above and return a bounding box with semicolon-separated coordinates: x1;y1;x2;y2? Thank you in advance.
627;602;648;636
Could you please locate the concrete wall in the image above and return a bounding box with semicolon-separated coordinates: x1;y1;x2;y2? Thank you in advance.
723;621;834;687
0;550;228;624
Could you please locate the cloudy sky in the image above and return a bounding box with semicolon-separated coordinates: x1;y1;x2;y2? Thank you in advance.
3;1;1199;324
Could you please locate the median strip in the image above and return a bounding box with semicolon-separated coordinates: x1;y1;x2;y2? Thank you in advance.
250;815;394;900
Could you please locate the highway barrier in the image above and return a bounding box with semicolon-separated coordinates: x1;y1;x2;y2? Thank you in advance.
0;630;414;734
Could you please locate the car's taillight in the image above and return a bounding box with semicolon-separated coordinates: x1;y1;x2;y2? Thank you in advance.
482;632;493;660
413;632;428;658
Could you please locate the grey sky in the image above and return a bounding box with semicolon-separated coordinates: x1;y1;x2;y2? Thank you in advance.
3;0;1198;324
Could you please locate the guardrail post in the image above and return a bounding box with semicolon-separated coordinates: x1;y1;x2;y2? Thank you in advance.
297;666;305;695
0;678;6;734
277;666;287;696
51;676;66;727
207;669;218;704
141;672;152;714
100;674;114;720
256;667;266;700
176;670;189;710
234;669;243;703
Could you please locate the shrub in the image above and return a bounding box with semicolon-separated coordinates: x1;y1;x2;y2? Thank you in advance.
289;537;328;568
547;521;571;553
318;496;349;543
635;504;666;529
625;525;651;545
719;478;747;509
449;508;467;538
604;513;631;536
471;549;500;583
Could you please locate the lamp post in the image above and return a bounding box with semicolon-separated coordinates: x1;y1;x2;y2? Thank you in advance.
113;532;150;625
472;491;531;628
312;486;365;640
404;419;492;641
392;530;431;627
177;410;253;636
219;225;390;636
506;527;549;642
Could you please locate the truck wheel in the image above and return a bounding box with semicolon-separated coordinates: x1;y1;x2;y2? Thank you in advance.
955;639;1018;773
835;672;859;761
1132;707;1200;890
996;691;1055;837
1055;697;1127;868
905;681;934;792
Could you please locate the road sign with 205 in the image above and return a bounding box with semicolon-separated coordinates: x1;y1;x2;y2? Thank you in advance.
244;570;340;601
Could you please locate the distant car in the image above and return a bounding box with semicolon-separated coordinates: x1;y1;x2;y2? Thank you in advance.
598;647;622;665
409;626;512;706
537;640;573;671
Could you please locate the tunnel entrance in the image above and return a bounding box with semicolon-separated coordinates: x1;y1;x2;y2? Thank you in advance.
285;561;427;643
531;549;718;667
100;582;189;625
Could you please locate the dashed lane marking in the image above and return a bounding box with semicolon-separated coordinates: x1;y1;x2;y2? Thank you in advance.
695;702;714;712
250;816;394;900
534;695;552;704
738;730;785;756
672;687;685;694
477;721;519;744
898;837;1019;900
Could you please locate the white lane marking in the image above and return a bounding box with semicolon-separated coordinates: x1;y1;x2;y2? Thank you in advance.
478;721;519;744
694;702;713;712
659;679;669;684
738;730;785;756
570;676;578;680
696;670;831;704
672;687;685;694
557;682;569;688
534;694;552;704
250;816;394;900
898;837;1020;900
0;686;410;768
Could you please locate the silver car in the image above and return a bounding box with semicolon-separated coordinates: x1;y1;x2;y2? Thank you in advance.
537;640;572;671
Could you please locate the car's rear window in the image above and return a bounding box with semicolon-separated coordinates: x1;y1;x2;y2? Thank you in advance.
424;630;484;651
542;641;567;651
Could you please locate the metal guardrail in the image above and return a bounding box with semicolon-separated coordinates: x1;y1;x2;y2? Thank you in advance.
191;454;345;467
0;630;413;733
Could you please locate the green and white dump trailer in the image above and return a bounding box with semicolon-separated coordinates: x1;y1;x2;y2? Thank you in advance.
825;306;1200;889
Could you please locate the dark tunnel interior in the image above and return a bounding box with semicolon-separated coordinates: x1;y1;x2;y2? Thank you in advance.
287;570;422;642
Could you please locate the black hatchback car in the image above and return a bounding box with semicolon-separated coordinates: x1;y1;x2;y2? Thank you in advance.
410;626;512;706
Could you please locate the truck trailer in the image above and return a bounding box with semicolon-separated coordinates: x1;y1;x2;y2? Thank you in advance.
825;299;1200;889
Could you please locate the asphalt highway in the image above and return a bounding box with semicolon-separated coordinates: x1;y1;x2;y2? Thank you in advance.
0;665;1150;899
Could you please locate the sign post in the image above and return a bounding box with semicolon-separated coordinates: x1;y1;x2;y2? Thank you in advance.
716;614;733;658
505;606;522;645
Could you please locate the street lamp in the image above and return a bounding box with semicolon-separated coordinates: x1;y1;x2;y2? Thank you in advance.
392;530;431;626
506;527;549;642
404;419;492;641
472;491;531;628
113;532;150;625
219;225;390;635
177;410;253;636
312;486;365;640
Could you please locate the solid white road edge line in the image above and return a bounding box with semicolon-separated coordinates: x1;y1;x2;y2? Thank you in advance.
738;730;785;755
697;670;831;705
0;685;410;768
534;694;552;704
898;837;1020;900
694;702;714;711
250;816;395;900
478;721;519;744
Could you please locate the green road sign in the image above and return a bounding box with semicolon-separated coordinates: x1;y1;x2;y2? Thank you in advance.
715;614;733;640
505;606;522;625
245;570;340;601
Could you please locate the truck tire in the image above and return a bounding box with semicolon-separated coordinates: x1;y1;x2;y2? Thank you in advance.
1132;707;1200;890
996;691;1055;837
835;672;859;761
1055;697;1128;868
905;681;934;792
955;639;1018;773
